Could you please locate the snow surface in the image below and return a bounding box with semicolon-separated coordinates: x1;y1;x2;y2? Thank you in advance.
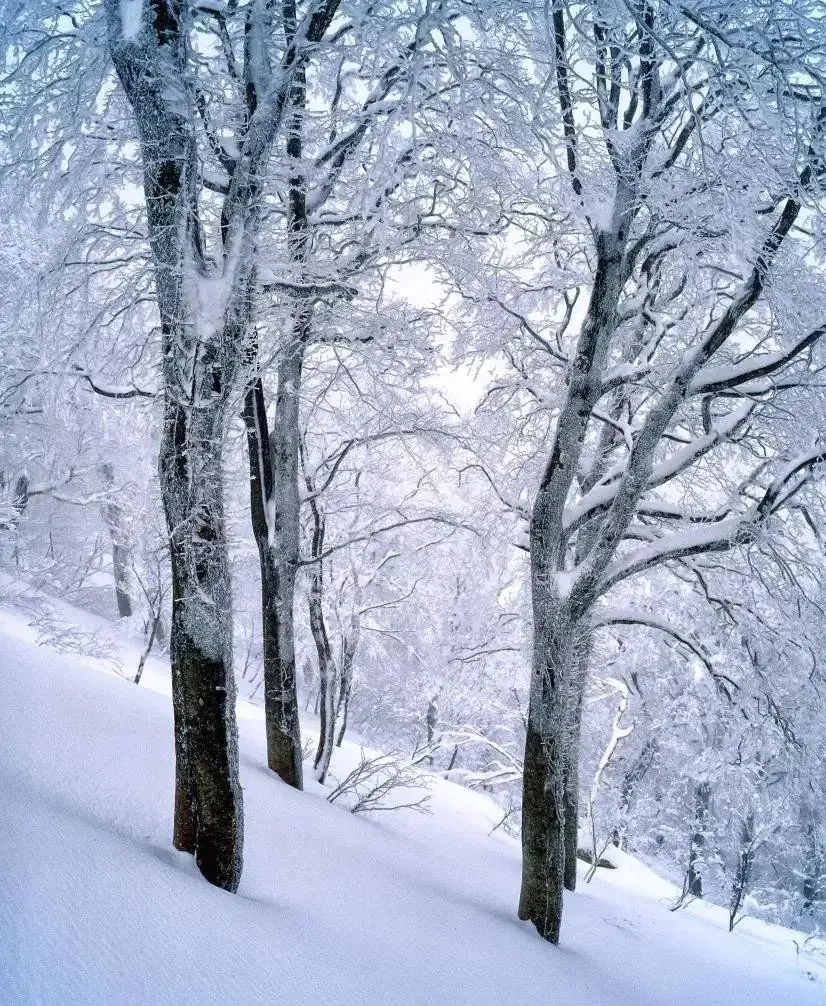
1;586;824;1005
119;0;143;42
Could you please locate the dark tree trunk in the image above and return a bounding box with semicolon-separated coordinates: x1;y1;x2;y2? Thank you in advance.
519;714;566;944
161;402;243;892
801;817;823;912
138;106;244;894
11;474;29;524
243;374;304;789
519;532;576;941
134;606;161;686
520;451;608;932
563;681;584;891
308;550;337;784
241;34;312;787
5;474;29;564
729;811;756;930
335;631;357;747
687;780;711;899
519;481;589;944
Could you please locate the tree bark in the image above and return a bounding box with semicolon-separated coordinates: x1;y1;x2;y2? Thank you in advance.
107;0;246;891
519;714;566;944
519;510;582;942
242;17;312;787
243;372;304;789
335;672;352;748
729;810;755;930
309;585;337;783
100;462;133;617
801;815;823;912
161;401;243;891
563;679;585;891
335;573;361;748
687;780;710;899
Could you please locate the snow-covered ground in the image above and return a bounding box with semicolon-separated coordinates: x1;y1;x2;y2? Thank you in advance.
1;583;824;1005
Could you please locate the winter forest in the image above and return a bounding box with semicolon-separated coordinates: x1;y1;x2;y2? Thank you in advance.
3;1;826;1001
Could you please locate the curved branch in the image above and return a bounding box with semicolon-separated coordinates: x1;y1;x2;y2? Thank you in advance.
592;607;738;697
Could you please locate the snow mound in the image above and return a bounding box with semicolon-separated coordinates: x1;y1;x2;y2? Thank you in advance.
1;587;823;1005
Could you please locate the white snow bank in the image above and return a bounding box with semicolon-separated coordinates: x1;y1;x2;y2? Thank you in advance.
1;589;823;1005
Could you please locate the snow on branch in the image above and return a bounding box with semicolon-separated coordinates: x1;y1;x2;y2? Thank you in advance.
598;443;826;591
688;323;826;396
564;403;754;535
72;364;156;400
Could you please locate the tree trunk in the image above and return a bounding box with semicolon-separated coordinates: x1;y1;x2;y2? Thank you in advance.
687;780;711;899
563;680;585;891
262;547;303;787
801;816;823;912
134;606;161;686
243;372;304;789
729;811;756;930
519;712;567;944
335;679;352;747
100;462;133;617
334;625;358;748
426;693;439;765
160;402;243;892
335;574;361;748
309;564;337;784
519;532;581;942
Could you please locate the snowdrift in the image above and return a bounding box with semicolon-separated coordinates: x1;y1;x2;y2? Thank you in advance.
1;586;823;1005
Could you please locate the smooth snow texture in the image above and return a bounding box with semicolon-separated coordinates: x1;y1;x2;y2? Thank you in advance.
1;589;823;1005
119;0;143;41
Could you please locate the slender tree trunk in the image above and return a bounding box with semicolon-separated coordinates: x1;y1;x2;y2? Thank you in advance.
267;339;305;785
134;605;161;686
426;693;439;765
243;371;304;789
334;629;357;748
335;678;352;747
335;574;361;748
729;811;756;930
301;445;339;783
262;546;303;787
245;33;313;787
801;816;823;912
309;560;337;783
100;462;133;617
563;677;585;891
687;780;711;898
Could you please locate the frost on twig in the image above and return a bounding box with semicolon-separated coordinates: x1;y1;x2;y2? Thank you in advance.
326;749;432;815
33;612;123;676
488;796;521;838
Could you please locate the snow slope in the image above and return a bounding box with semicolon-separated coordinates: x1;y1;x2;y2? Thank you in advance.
1;587;823;1005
